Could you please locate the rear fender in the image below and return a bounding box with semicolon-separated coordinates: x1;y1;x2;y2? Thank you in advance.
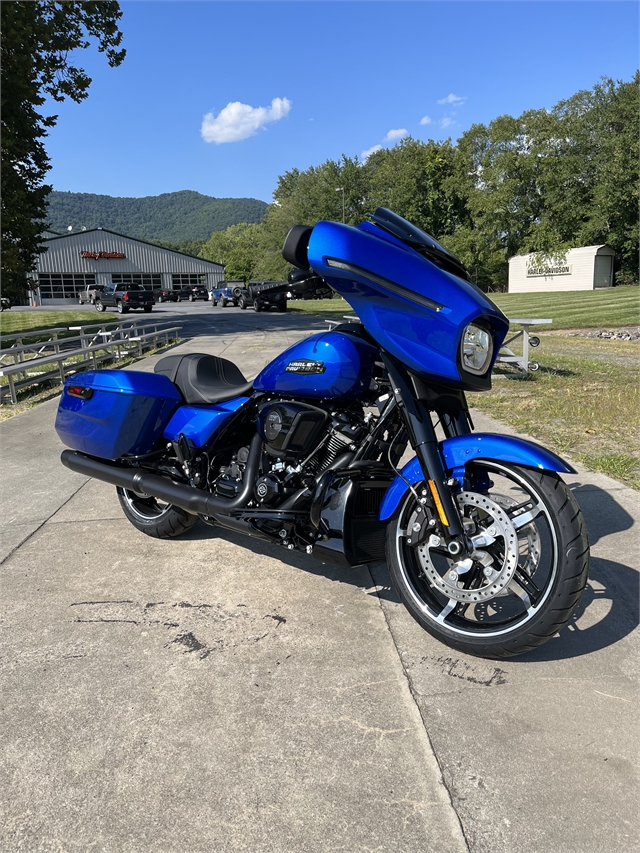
379;433;575;521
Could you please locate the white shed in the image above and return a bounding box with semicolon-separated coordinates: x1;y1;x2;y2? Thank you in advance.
508;245;615;293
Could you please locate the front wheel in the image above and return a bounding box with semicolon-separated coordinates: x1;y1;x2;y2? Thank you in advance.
386;462;589;659
253;301;262;312
95;300;105;312
117;488;199;538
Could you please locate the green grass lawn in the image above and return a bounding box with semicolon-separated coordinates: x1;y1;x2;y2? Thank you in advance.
0;309;113;339
289;286;639;330
490;286;639;330
472;335;640;488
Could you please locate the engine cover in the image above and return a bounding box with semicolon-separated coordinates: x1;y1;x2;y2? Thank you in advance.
257;401;328;459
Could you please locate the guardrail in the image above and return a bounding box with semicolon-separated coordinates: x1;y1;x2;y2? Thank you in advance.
0;320;181;404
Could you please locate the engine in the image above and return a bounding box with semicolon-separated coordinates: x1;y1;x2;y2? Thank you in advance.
249;402;367;505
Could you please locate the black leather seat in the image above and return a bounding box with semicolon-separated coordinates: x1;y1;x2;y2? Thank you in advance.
154;353;253;404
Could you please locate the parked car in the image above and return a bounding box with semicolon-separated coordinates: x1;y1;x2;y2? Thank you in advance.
78;285;103;305
153;288;181;303
96;282;154;314
212;283;244;307
238;281;288;313
183;285;209;302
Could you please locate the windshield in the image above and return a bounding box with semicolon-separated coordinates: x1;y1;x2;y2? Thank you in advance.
368;207;471;282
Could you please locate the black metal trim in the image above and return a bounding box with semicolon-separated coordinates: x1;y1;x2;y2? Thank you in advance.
325;258;444;312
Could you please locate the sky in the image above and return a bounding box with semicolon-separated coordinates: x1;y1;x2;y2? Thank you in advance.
43;1;639;204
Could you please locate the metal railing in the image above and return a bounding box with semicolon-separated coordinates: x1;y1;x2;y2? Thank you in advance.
0;319;181;404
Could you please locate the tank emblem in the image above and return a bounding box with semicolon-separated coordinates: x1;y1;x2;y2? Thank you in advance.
285;360;326;374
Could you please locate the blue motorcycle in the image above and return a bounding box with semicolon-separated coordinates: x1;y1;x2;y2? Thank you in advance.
56;208;589;658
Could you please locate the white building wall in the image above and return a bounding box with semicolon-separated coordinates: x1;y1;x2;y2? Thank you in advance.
508;246;615;293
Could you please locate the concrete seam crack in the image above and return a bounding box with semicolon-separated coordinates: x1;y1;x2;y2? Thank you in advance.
0;478;90;566
367;563;471;853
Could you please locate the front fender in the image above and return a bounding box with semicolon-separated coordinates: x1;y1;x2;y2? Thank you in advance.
379;433;575;521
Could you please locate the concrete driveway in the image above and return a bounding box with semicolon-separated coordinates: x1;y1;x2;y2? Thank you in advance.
1;310;638;853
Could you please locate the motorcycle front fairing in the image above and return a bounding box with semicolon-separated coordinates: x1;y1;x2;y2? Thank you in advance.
307;219;509;392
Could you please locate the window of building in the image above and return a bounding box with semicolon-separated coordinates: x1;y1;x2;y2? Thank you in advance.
38;274;96;299
172;274;206;288
111;273;161;289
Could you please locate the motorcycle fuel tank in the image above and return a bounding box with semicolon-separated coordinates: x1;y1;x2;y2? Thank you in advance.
253;330;377;400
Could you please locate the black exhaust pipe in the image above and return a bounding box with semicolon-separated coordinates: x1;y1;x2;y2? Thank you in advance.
60;434;262;517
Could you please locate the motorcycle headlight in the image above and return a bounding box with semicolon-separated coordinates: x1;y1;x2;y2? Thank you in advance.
461;323;493;375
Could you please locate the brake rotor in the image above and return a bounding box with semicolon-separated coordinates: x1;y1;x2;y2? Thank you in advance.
417;491;519;603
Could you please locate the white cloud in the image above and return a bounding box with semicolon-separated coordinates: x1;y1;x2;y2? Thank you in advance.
437;93;466;106
384;128;408;141
361;144;383;161
201;97;292;143
419;115;432;126
439;117;454;129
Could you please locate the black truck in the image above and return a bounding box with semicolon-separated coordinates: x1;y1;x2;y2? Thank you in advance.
238;280;288;312
95;282;154;314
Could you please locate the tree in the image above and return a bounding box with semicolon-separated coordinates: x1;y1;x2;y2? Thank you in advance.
1;2;125;296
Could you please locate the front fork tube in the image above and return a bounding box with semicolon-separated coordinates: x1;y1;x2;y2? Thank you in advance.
383;358;465;543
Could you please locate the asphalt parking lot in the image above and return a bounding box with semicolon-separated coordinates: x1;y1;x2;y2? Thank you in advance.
1;305;638;853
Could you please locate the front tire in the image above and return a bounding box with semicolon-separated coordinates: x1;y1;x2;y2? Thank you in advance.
253;301;262;312
386;462;589;659
95;300;105;312
117;488;199;538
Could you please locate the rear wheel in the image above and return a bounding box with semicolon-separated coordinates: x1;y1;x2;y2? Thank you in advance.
386;462;589;659
143;304;152;312
117;488;199;538
238;297;246;309
117;301;129;314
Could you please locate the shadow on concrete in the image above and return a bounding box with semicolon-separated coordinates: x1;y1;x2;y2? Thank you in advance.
569;482;635;546
176;519;401;602
176;480;638;659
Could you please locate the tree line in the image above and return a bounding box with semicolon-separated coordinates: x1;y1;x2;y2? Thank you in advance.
200;74;639;291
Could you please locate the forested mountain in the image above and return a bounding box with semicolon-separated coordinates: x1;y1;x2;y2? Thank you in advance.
45;190;268;243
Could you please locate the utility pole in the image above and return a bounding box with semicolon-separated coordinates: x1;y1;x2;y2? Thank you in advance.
335;187;345;223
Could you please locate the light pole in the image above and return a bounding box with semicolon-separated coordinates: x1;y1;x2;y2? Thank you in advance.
335;187;345;223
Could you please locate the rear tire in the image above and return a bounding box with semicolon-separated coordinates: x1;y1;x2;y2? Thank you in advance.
386;462;589;659
238;297;246;309
117;488;199;538
144;305;152;313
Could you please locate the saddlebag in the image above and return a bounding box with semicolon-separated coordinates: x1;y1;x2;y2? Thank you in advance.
55;370;182;460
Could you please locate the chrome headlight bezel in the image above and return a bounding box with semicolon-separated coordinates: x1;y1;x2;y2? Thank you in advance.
460;323;494;376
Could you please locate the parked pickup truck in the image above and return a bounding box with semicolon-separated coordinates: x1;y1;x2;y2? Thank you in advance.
95;282;153;314
78;285;103;305
238;280;287;313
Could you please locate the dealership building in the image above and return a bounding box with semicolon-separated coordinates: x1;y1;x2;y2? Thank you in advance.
508;245;615;293
28;228;224;304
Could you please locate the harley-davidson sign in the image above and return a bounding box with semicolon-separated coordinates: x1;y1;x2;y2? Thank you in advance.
81;251;126;260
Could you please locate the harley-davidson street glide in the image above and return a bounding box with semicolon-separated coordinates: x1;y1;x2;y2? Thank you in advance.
56;208;589;658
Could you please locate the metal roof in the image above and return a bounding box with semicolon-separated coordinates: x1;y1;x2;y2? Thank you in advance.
36;228;223;274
